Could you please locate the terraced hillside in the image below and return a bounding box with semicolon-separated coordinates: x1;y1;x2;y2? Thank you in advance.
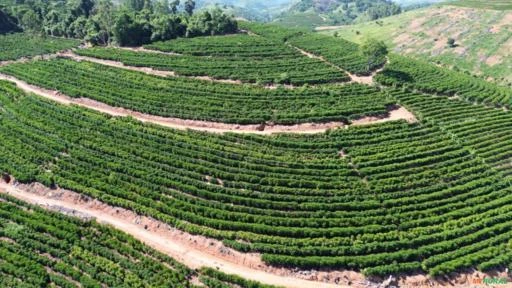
75;34;348;85
0;71;511;281
0;192;277;288
0;58;392;124
240;22;386;75
1;20;512;288
321;5;512;86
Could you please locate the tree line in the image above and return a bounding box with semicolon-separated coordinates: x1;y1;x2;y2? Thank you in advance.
0;0;237;46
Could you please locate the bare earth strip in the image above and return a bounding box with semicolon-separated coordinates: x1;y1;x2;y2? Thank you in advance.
0;73;416;134
0;180;356;288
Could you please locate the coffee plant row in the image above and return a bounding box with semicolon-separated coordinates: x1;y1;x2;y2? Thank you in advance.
238;22;385;76
0;33;80;61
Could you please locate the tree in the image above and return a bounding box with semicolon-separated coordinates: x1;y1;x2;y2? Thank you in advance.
184;0;195;16
153;0;170;15
186;7;237;37
361;38;388;72
113;11;151;46
170;0;179;14
87;0;115;45
150;14;185;41
0;9;20;34
447;38;456;48
20;9;43;34
124;0;145;12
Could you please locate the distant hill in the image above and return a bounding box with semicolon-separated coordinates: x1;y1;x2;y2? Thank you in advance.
196;0;295;22
446;0;512;10
275;0;402;28
320;5;512;86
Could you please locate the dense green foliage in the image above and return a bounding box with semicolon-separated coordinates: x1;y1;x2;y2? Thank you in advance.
0;33;80;61
75;34;349;85
1;78;512;276
0;58;391;123
240;22;386;75
375;55;512;107
1;0;236;46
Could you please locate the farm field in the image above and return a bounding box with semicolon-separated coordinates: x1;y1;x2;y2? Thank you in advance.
375;54;512;107
1;72;512;281
75;34;350;85
240;22;386;76
0;58;392;124
0;33;80;61
1;9;512;288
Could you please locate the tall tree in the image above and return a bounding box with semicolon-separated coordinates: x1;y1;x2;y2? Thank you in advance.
89;0;114;45
170;0;179;14
20;9;43;34
184;0;194;16
361;38;388;71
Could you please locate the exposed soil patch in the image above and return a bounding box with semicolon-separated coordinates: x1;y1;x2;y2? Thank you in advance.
314;25;345;31
0;73;417;134
0;51;63;67
351;106;417;126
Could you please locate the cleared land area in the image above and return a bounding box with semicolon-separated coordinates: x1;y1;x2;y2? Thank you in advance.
321;5;512;86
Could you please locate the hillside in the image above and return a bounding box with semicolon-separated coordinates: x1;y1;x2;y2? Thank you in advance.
321;5;512;86
274;0;402;28
196;0;294;21
3;0;512;286
447;0;512;10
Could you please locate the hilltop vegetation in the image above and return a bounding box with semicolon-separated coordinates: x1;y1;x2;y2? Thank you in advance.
275;0;402;28
447;0;512;10
322;5;512;86
0;0;237;46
